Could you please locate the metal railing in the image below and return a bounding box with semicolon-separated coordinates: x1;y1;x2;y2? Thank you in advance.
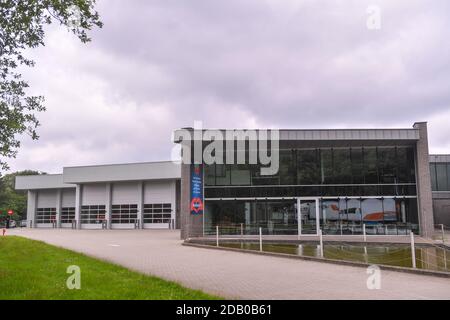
190;222;419;238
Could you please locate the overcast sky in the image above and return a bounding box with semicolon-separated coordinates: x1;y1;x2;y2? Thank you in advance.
6;0;450;173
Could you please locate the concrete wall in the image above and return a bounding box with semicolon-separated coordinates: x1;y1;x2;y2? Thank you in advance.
413;122;435;237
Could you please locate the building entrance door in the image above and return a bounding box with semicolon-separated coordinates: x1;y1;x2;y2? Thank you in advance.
297;198;320;235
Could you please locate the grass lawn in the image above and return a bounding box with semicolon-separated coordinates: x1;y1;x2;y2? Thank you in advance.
0;236;220;300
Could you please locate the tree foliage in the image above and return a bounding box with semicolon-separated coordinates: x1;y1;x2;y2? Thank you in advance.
0;0;102;171
0;170;43;222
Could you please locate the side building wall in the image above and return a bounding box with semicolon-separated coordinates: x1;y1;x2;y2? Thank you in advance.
432;192;450;227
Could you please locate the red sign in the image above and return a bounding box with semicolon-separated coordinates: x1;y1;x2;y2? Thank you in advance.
7;210;13;216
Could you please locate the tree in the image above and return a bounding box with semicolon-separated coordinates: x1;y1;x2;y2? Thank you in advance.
0;170;43;223
0;0;102;171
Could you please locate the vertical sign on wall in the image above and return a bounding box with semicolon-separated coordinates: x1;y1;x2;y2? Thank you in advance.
190;164;204;215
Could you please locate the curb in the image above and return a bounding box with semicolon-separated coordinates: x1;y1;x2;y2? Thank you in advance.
183;242;450;279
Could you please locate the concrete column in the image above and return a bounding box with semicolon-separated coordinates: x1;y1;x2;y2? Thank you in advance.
27;190;37;228
413;122;435;238
56;189;62;228
172;179;177;229
180;164;203;239
106;183;112;229
75;185;82;229
175;179;181;229
137;181;144;229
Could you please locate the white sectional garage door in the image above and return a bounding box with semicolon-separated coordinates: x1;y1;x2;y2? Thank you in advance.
61;189;76;228
144;181;173;204
111;182;139;229
62;189;76;207
143;180;175;229
36;190;57;227
82;183;106;205
81;184;106;229
112;182;139;204
37;190;57;208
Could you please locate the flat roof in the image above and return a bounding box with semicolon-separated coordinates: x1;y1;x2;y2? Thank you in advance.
63;161;181;184
173;128;420;142
15;174;75;190
429;154;450;163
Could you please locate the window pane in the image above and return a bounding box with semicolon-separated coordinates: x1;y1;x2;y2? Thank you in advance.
430;163;437;191
297;149;320;185
351;148;364;184
230;164;251;185
378;147;396;183
382;198;397;222
320;149;333;184
447;164;450;191
363;148;378;184
321;199;340;233
361;198;383;223
397;147;415;183
333;149;352;184
436;163;448;191
205;164;215;186
215;164;231;185
279;150;296;185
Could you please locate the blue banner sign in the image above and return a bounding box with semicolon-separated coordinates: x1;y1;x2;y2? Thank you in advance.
190;164;204;215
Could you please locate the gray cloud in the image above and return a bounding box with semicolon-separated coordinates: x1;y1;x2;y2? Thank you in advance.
6;0;450;173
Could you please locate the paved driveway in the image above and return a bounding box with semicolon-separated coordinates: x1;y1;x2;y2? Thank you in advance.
8;228;450;299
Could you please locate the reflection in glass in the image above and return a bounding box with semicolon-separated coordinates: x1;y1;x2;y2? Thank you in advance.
436;163;448;191
230;164;251;185
334;149;352;184
300;200;317;234
297;149;320;184
363;148;378;184
205;164;216;186
320;149;333;184
378;147;396;183
215;164;231;185
279;150;296;185
351;148;364;184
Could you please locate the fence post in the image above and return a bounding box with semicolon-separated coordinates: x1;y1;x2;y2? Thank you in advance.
363;223;367;242
441;224;445;244
216;225;219;247
241;223;243;238
319;229;324;258
259;227;262;252
410;231;416;269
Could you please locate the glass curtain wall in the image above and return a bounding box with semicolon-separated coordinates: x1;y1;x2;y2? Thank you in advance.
430;162;450;191
205;197;419;235
206;146;416;188
205;200;297;235
319;198;418;235
204;146;419;235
